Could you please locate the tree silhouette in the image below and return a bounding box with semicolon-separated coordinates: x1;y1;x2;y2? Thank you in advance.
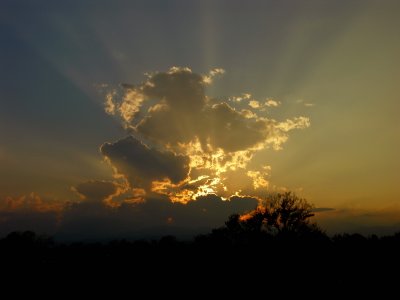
262;192;316;234
197;192;327;245
240;192;319;234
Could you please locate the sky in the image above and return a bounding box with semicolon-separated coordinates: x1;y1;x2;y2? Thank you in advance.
1;0;400;239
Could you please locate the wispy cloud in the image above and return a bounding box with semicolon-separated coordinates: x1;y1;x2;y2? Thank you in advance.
296;99;315;107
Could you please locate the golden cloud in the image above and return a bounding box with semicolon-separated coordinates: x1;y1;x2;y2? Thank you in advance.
100;67;310;203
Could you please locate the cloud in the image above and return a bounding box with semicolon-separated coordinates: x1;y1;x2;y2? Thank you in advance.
100;67;310;202
0;193;256;240
230;93;251;102
0;193;64;237
249;100;260;108
249;98;281;109
276;117;310;132
104;90;116;115
203;68;225;84
265;98;280;107
204;102;268;152
296;99;315;107
101;136;190;191
0;193;63;213
58;193;258;240
0;189;258;240
74;180;118;202
247;169;270;189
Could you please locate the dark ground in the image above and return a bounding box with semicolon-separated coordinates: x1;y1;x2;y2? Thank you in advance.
1;231;399;294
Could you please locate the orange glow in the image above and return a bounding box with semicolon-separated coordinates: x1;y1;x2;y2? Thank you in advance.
123;188;147;204
192;177;227;200
239;205;265;221
151;179;195;204
1;192;64;213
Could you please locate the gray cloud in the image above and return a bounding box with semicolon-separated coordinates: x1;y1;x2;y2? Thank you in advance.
58;193;258;240
100;136;190;189
142;67;205;113
204;102;267;152
0;191;257;240
74;180;118;202
134;68;284;153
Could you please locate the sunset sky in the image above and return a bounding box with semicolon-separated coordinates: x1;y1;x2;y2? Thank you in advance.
1;0;400;239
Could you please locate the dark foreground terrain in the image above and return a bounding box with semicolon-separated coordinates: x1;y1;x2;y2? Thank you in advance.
1;230;399;291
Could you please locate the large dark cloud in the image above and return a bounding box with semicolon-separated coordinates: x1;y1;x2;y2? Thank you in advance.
0;191;258;240
135;68;269;152
58;194;258;240
100;136;190;189
74;180;118;202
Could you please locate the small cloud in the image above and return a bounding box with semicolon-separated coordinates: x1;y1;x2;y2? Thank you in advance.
277;117;310;132
104;91;116;115
229;93;251;102
265;98;280;107
248;100;260;109
203;68;225;84
240;109;258;119
247;170;269;189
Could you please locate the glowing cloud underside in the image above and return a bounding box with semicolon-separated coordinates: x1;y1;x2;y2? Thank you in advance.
101;67;310;204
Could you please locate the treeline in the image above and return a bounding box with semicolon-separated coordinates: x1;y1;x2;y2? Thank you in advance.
2;228;400;252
